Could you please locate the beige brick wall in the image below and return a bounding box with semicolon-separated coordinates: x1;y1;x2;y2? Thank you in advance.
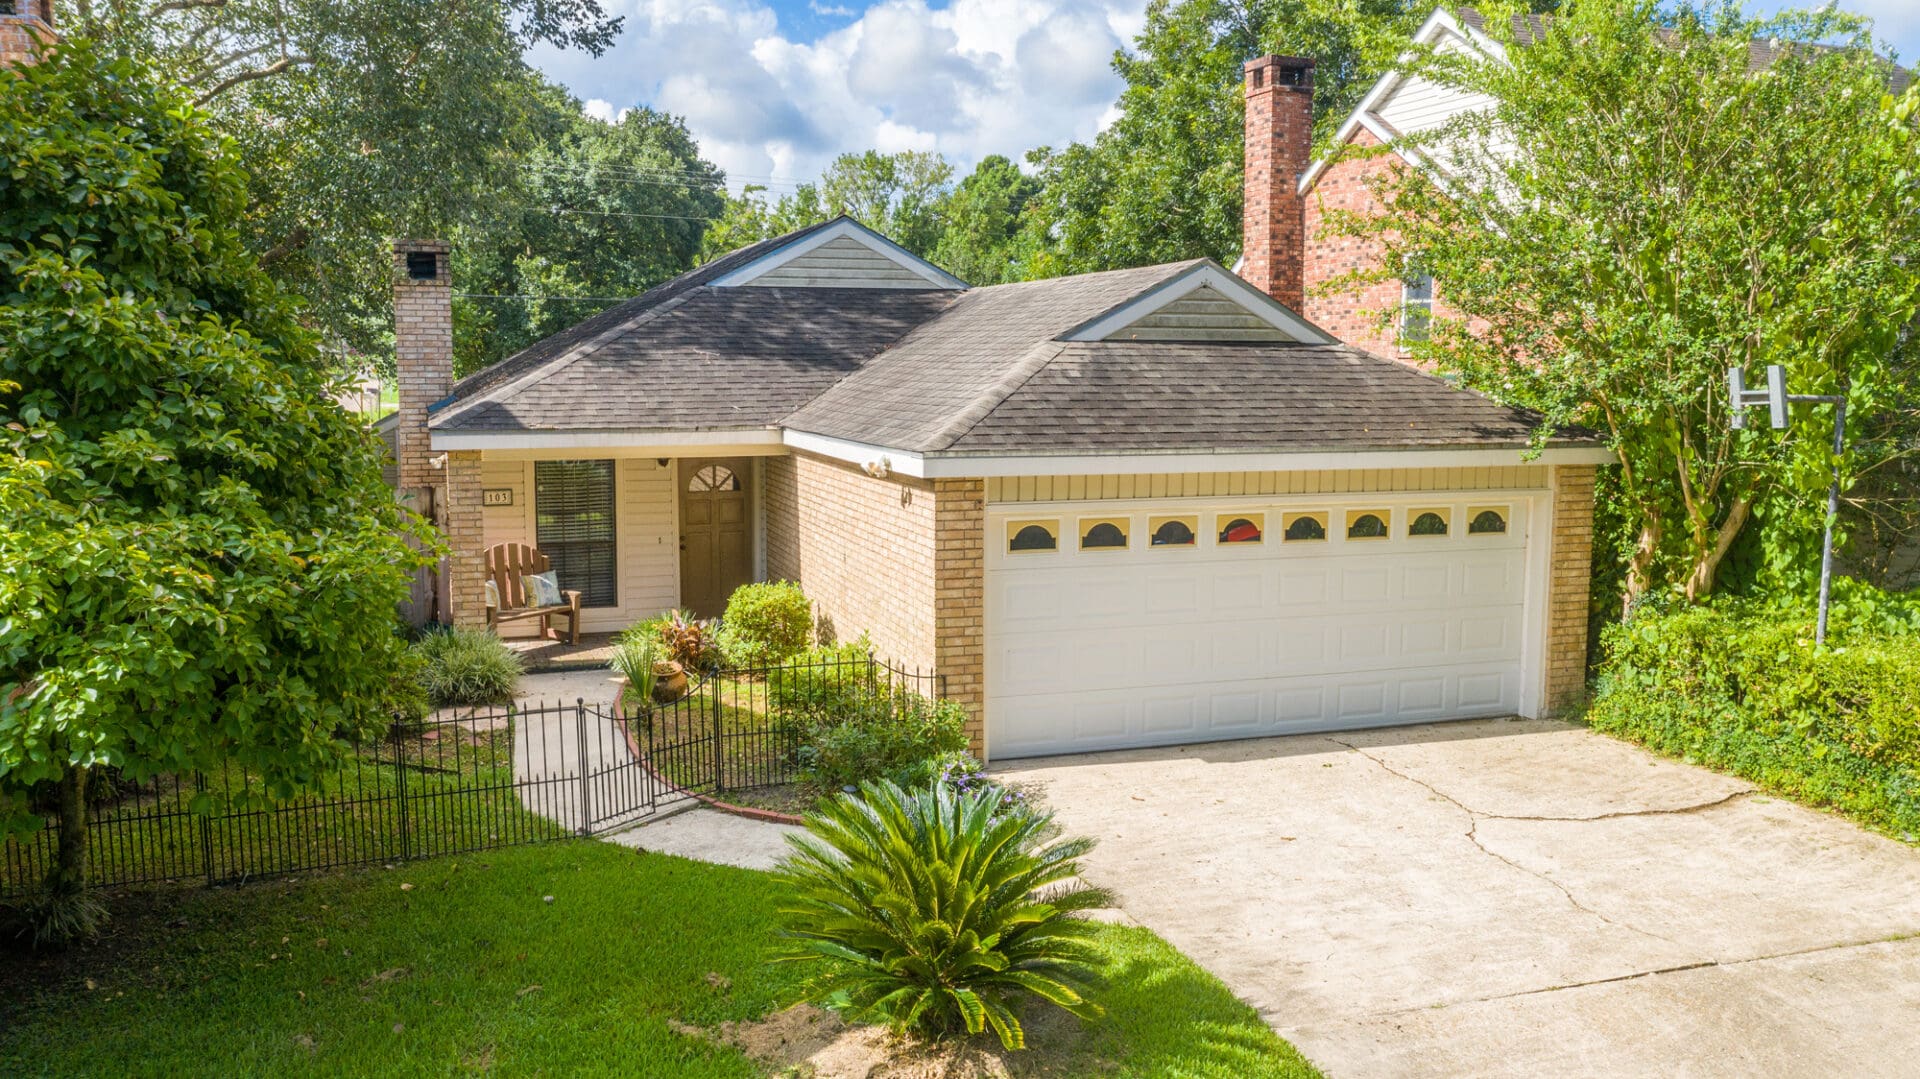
443;450;488;628
933;478;986;753
392;240;452;493
1545;464;1597;715
764;452;939;673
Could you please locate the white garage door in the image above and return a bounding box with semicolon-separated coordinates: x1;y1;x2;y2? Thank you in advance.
984;496;1544;759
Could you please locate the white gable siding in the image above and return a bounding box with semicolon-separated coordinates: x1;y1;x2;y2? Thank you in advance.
746;234;938;289
1105;285;1292;342
1374;34;1496;137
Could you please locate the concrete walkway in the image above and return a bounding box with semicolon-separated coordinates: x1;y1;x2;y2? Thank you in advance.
993;718;1920;1079
509;670;803;868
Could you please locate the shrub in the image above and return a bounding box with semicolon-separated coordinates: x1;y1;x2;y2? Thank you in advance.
889;750;1026;812
411;626;523;707
717;582;813;667
775;780;1111;1049
793;693;970;792
1588;592;1920;836
767;639;875;716
658;609;724;672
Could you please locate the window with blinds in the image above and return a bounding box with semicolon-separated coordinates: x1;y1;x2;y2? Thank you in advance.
534;460;617;608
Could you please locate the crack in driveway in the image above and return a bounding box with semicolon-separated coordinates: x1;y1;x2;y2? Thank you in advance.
1324;735;1745;948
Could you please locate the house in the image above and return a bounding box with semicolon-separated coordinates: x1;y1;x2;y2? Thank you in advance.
0;0;55;66
384;48;1611;761
1278;8;1912;358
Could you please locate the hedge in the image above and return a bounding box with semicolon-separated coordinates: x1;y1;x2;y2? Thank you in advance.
1587;594;1920;838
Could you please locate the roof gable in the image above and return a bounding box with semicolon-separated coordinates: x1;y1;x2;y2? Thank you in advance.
708;216;967;291
1064;262;1335;344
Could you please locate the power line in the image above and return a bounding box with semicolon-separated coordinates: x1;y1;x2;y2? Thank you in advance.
455;292;633;302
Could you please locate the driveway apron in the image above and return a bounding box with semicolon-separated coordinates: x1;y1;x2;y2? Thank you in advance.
992;719;1920;1078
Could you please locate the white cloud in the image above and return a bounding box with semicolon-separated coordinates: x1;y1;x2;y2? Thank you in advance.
529;0;1134;189
808;0;856;15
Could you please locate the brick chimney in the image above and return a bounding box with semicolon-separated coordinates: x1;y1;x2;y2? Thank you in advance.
1242;55;1315;311
392;239;452;492
1;0;56;66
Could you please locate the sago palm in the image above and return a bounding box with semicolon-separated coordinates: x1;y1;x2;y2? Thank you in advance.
774;779;1113;1049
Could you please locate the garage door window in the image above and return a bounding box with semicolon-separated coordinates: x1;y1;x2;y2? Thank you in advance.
1080;518;1129;550
1282;512;1328;542
1408;509;1450;537
1217;514;1264;544
1468;507;1509;535
1150;516;1198;547
1007;520;1058;552
1346;510;1391;540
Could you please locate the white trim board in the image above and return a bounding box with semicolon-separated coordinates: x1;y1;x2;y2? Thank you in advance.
432;428;785;455
781;427;1612;479
1062;262;1334;344
707;217;968;291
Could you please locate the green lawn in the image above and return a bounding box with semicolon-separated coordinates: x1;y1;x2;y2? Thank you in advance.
0;841;1318;1078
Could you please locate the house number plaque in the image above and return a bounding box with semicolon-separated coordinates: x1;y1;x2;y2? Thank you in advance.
482;488;514;507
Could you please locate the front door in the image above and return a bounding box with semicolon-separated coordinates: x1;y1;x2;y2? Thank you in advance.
679;458;752;618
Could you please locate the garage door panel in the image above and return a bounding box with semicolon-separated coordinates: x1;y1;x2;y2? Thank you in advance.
987;496;1535;757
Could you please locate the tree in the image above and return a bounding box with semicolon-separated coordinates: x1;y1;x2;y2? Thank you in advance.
452;103;726;376
931;155;1043;285
1019;0;1476;276
699;150;954;261
1323;1;1920;604
68;0;624;359
0;43;430;941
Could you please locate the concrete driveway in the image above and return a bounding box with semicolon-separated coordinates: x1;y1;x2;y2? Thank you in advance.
992;719;1920;1078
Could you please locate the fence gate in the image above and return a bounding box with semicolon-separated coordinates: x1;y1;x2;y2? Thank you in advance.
511;699;664;834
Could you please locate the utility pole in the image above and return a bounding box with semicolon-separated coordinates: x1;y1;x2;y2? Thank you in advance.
1728;365;1848;645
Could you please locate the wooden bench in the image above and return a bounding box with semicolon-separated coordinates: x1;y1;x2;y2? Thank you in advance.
483;543;583;645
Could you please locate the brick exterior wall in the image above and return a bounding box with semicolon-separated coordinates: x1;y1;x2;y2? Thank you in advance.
932;479;985;754
1545;464;1597;715
1241;56;1315;312
0;0;53;67
1301;127;1412;361
764;452;939;673
443;450;488;628
392;239;452;492
763;453;990;755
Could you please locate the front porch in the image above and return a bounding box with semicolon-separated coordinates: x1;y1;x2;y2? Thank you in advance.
503;631;621;671
454;449;775;639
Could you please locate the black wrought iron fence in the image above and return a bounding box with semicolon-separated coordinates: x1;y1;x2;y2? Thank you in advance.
627;653;945;800
1;701;623;900
1;653;947;900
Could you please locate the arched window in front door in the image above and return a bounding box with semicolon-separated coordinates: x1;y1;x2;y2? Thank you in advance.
688;464;739;492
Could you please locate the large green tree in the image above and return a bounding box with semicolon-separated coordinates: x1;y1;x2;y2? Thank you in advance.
68;0;624;357
0;44;430;941
452;102;725;376
1017;0;1500;276
931;155;1043;285
701;150;955;262
1324;0;1920;604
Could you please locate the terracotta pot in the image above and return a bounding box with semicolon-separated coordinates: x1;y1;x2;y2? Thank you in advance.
652;660;689;704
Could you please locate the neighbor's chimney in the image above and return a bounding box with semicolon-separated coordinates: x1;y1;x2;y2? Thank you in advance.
0;0;56;67
1242;55;1315;312
392;239;452;492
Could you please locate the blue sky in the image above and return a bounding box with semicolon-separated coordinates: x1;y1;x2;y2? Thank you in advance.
530;0;1918;190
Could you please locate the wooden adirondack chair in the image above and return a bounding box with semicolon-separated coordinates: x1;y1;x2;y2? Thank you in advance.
483;543;583;644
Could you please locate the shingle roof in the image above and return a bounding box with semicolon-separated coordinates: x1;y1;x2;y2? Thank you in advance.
429;218;957;433
938;341;1594;455
433;285;955;432
425;227;1586;455
779;261;1207;451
